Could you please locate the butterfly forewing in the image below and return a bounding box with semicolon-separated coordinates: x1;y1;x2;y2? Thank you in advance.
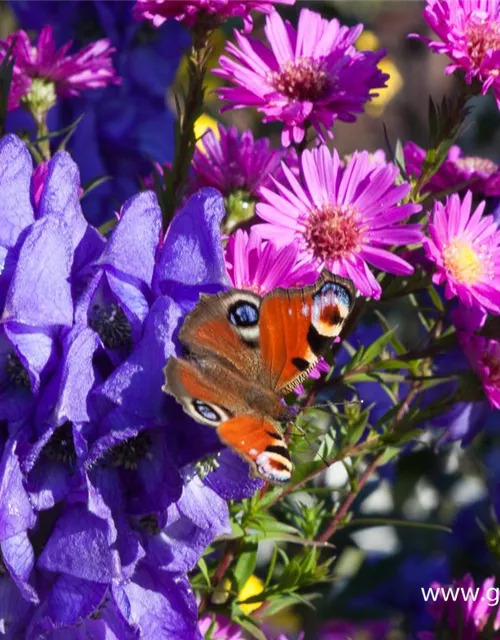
259;272;355;395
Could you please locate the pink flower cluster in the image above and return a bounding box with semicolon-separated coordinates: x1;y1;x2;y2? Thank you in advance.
0;26;119;112
134;0;295;31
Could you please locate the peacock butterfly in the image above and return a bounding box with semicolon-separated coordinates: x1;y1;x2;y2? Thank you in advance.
163;271;356;483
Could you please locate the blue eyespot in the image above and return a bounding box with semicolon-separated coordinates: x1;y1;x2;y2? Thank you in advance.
317;283;351;308
228;302;259;327
193;400;220;422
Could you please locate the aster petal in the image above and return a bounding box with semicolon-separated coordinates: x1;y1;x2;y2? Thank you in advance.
360;245;414;275
264;10;293;65
0;134;34;249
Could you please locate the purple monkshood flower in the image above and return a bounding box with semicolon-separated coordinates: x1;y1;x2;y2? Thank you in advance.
411;0;500;109
189;124;289;200
404;142;500;197
418;574;500;639
0;25;120;112
0;133;262;637
255;145;422;298
133;0;295;31
424;191;500;314
214;8;388;146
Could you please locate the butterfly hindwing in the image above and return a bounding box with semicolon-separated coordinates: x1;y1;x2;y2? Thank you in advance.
218;415;292;484
259;272;355;394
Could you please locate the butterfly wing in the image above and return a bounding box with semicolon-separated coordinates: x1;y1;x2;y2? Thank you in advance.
163;357;292;483
259;271;355;394
177;289;272;387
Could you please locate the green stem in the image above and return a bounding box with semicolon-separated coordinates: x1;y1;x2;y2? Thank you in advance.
162;27;213;232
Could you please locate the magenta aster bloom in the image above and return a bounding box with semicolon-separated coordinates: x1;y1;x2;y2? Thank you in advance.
461;334;500;408
190;124;287;199
0;26;119;111
214;8;388;146
198;615;244;640
255;145;422;298
225;228;316;295
405;141;500;197
419;574;500;639
133;0;294;31
412;0;500;107
424;191;500;314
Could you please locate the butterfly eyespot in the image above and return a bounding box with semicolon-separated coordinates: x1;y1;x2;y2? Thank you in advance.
228;302;259;327
316;282;352;309
193;400;220;422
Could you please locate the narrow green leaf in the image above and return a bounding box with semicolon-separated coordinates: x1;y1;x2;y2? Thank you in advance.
233;542;258;592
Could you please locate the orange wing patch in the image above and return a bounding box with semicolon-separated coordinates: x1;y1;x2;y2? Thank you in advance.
218;415;292;484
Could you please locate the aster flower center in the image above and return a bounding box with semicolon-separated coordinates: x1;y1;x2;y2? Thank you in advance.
442;238;485;285
456;156;498;175
21;77;57;115
91;303;132;350
6;353;31;388
465;19;500;71
105;432;152;470
303;204;364;262
270;57;329;101
42;422;76;466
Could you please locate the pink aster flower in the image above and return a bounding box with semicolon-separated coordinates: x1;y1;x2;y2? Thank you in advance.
412;0;500;108
405;141;500;197
459;333;500;408
419;574;500;639
198;615;244;640
255;145;422;298
214;9;388;146
133;0;294;31
0;26;120;112
424;191;500;314
189;124;288;199
225;228;316;295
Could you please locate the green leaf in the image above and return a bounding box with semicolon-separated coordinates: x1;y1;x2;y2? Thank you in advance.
356;329;396;368
81;175;111;199
97;218;117;236
197;557;211;587
233;541;258;592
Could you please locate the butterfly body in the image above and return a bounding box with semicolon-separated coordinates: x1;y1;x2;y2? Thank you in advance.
163;271;355;483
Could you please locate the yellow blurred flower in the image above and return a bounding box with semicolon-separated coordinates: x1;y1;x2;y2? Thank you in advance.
356;30;403;116
238;575;264;614
194;112;220;152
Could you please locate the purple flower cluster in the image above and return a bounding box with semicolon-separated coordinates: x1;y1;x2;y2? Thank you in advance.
0;134;260;637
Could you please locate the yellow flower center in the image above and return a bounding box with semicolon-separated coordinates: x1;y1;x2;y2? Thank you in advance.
442;238;484;285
